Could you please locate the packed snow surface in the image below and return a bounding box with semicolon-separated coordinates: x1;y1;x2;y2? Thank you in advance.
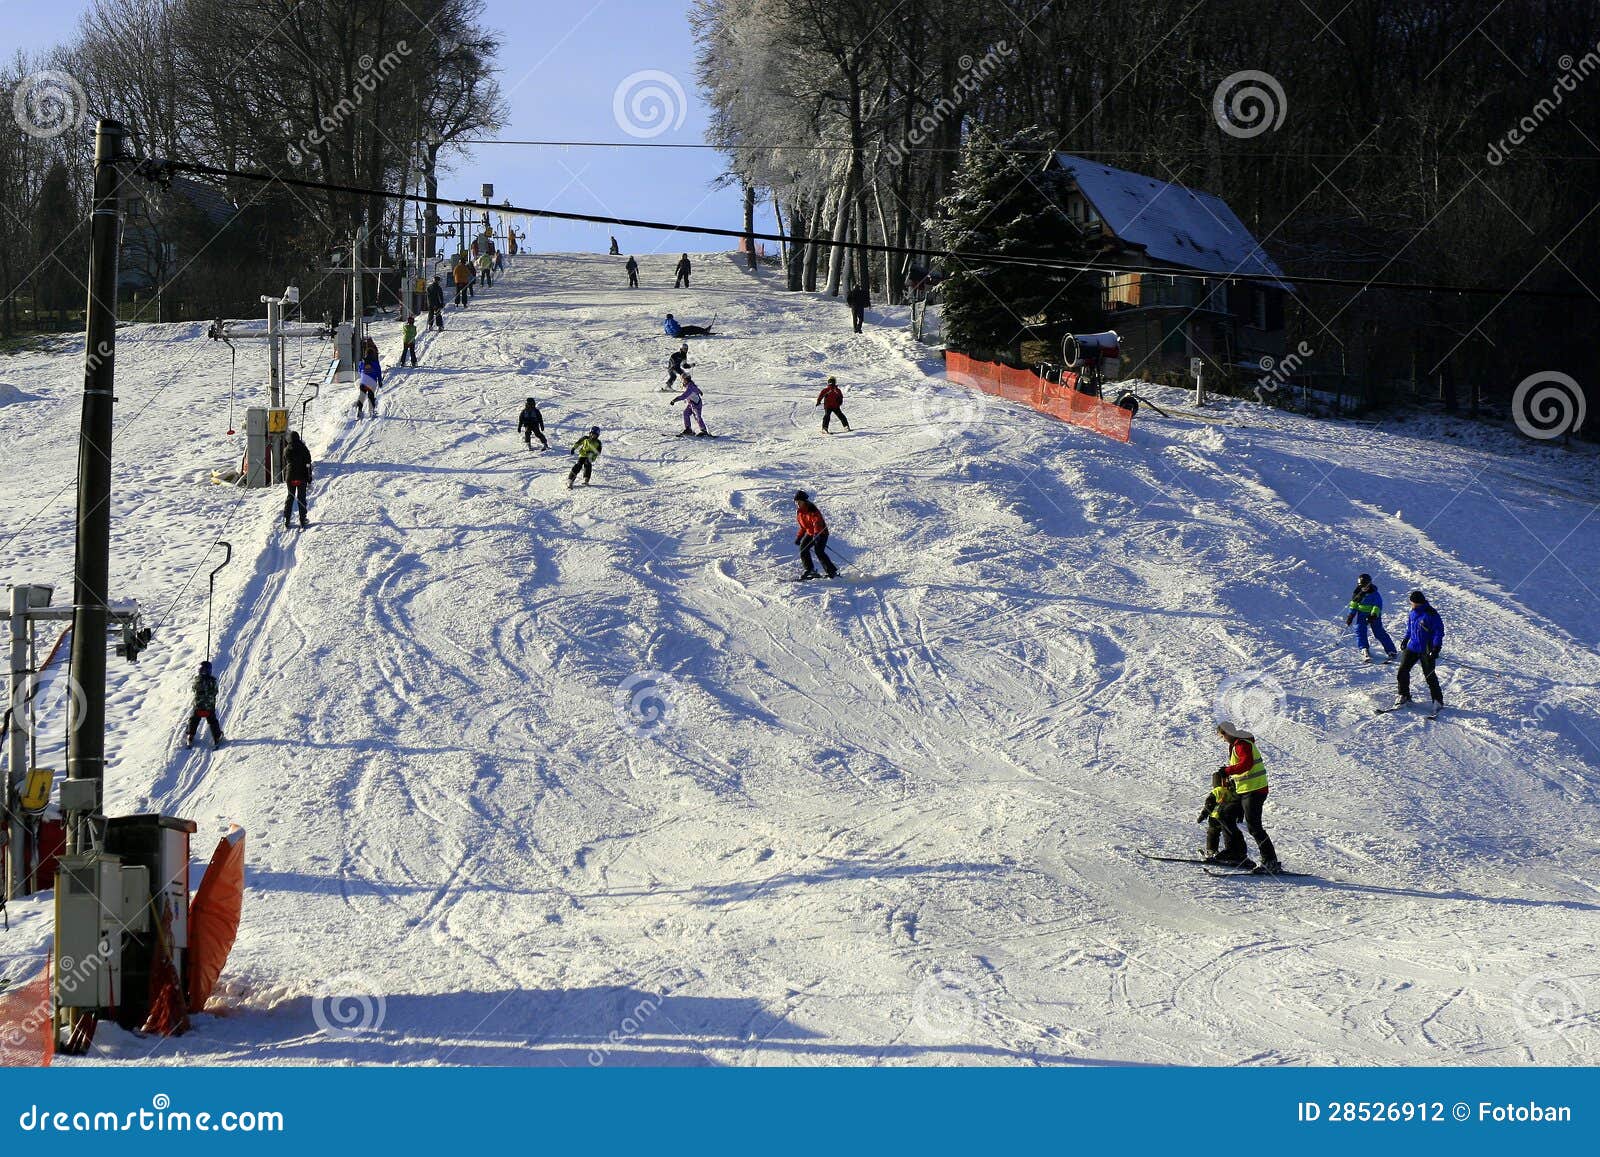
2;253;1597;1065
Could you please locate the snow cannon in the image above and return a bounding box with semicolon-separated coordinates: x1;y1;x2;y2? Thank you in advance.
1063;330;1121;371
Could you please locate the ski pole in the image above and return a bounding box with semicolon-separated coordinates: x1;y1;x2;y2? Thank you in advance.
206;540;234;660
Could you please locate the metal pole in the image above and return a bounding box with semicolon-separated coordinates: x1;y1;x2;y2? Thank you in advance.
267;297;283;410
6;587;29;898
65;119;127;853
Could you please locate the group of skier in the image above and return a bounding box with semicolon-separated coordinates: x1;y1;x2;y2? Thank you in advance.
1190;574;1450;876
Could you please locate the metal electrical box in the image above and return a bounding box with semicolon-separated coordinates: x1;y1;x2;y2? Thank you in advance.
54;855;128;1009
104;814;197;1028
245;407;268;488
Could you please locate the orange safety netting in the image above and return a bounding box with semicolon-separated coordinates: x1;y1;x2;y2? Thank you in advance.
0;960;54;1067
945;351;1133;443
187;826;246;1014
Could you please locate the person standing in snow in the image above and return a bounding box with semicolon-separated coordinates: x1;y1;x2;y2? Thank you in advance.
816;376;850;432
185;660;225;749
671;374;709;437
1395;590;1446;709
355;349;381;418
626;255;639;288
427;275;446;330
283;429;313;528
674;253;692;288
793;490;838;579
846;283;870;333
400;316;419;367
452;258;472;307
609;235;620;255
477;250;495;288
568;426;602;488
517;396;547;450
1198;722;1280;871
666;343;692;389
1345;573;1397;663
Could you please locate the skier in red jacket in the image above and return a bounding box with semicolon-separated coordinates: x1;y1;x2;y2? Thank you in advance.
815;376;850;432
793;490;838;579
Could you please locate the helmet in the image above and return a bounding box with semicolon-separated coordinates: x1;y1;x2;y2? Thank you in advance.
1357;573;1371;584
827;376;836;386
590;426;600;435
526;397;536;406
199;660;212;673
794;490;808;502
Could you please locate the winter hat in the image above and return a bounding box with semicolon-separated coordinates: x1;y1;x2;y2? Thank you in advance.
199;660;212;673
1409;590;1427;605
526;397;536;406
1217;720;1254;741
794;490;809;502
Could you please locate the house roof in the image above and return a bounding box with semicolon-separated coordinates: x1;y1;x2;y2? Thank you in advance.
166;176;236;225
1055;154;1292;291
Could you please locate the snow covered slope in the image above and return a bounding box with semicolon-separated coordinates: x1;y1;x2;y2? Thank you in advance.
2;252;1598;1065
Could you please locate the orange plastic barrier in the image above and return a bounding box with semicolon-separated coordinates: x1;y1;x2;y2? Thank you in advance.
187;826;245;1014
945;351;1132;442
0;961;54;1067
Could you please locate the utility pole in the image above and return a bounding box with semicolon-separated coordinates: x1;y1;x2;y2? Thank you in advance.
65;119;129;854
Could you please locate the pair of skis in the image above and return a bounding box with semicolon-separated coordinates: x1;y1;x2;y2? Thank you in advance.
1138;850;1315;879
1375;700;1443;719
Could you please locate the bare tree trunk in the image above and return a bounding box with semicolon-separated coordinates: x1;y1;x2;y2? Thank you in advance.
743;183;757;269
804;193;826;292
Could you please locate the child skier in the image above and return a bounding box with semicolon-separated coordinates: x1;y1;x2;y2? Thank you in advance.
355;348;381;418
816;376;850;432
674;253;692;288
793;490;838;579
666;343;692;390
671;375;709;436
568;426;602;488
1395;590;1446;711
517;397;548;449
1345;573;1397;662
664;313;714;338
400;316;418;367
185;660;225;749
1198;721;1280;872
283;429;312;528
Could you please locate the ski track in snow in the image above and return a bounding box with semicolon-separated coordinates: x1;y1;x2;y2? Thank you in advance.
2;253;1599;1066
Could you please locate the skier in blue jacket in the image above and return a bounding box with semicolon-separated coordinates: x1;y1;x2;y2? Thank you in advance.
1394;590;1446;708
663;313;714;338
1345;573;1398;662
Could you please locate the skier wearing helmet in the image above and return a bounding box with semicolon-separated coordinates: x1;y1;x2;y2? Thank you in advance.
793;490;838;580
568;426;603;488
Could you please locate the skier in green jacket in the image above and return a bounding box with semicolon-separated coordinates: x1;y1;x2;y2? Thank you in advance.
568;427;602;488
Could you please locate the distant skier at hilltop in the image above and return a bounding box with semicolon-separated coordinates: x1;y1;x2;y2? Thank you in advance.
671;374;710;437
517;397;547;450
846;283;870;333
674;253;692;288
626;255;639;288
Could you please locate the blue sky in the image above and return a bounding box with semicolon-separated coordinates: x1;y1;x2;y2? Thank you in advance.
10;0;745;255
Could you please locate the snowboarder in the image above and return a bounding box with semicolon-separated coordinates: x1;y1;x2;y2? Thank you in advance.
517;396;548;449
452;258;472;307
609;235;620;255
185;660;225;749
1199;721;1280;871
674;253;692;288
283;429;312;528
568;426;602;488
1395;590;1446;710
1345;573;1397;662
400;316;418;367
793;490;838;579
846;283;870;333
664;313;714;338
626;255;639;288
816;376;850;432
427;276;446;330
666;343;692;389
355;349;381;418
671;375;709;436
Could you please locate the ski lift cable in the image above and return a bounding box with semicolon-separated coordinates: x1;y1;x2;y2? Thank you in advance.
140;158;1592;301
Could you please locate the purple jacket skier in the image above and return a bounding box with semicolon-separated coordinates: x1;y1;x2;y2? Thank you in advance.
671;376;709;436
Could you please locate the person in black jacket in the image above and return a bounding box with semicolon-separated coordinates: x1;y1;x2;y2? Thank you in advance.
517;397;547;449
426;275;446;330
186;660;225;749
625;255;639;288
665;343;692;390
846;283;870;332
674;253;692;288
283;430;313;528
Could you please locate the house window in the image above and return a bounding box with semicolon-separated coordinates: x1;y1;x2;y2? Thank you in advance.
1251;288;1269;329
1105;272;1140;308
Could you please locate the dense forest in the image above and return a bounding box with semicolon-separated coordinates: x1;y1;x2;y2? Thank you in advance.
0;0;504;334
693;0;1599;416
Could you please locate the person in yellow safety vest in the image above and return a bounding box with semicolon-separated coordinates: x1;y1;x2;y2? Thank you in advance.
1197;721;1281;872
